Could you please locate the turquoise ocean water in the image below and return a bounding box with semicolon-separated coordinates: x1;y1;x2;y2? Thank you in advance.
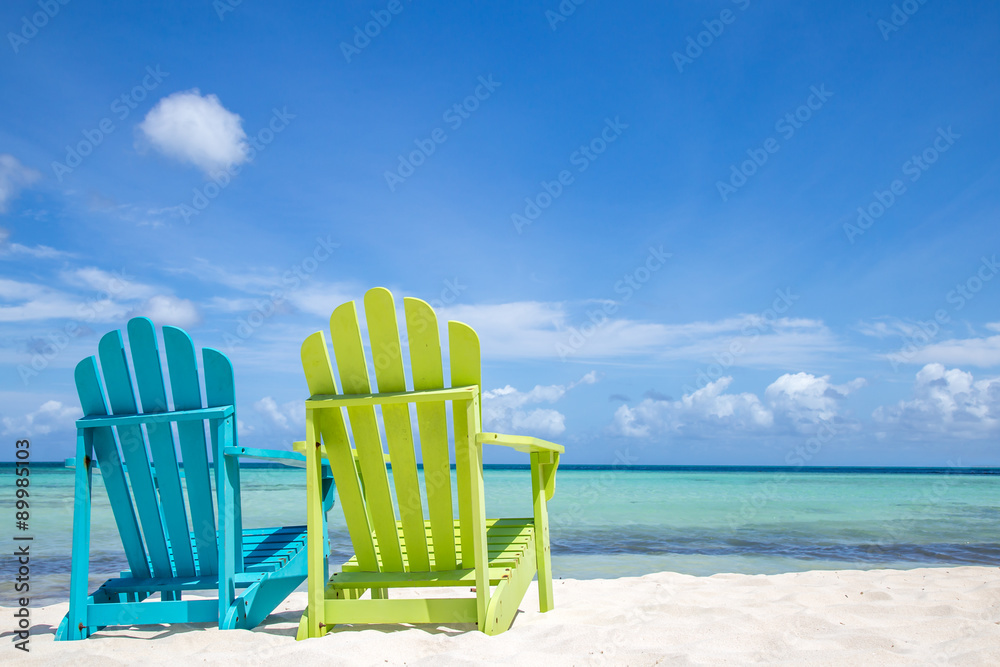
2;465;998;603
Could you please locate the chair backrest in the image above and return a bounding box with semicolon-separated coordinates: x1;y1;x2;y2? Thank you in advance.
75;317;237;580
301;287;482;574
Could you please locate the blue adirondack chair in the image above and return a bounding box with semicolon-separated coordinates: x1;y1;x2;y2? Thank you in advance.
55;317;332;640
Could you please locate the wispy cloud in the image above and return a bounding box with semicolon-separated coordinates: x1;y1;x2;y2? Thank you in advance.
439;300;842;366
0;227;75;260
0;268;199;327
0;154;40;212
900;330;1000;368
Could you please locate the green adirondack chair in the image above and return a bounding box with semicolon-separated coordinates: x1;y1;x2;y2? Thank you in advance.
296;287;563;638
55;317;333;640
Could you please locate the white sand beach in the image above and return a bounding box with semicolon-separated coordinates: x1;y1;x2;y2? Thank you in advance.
8;566;1000;665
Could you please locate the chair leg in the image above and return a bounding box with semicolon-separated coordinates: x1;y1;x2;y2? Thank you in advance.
234;547;310;630
61;431;94;641
531;454;555;612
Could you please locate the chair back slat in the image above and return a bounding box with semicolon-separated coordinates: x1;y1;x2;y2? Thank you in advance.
301;331;379;570
74;356;151;579
163;326;218;576
329;300;405;572
448;320;482;568
203;347;243;568
127;318;196;577
364;288;429;572
314;289;487;574
403;297;456;571
97;330;174;578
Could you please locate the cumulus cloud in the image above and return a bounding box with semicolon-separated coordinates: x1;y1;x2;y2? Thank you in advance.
765;373;867;431
614;377;772;438
139;89;248;173
613;372;865;439
483;371;596;438
0;154;40;212
254;396;303;431
873;363;1000;437
1;400;80;436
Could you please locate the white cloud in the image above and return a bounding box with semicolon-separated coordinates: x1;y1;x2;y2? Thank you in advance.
139;89;248;173
0;154;40;212
139;295;200;328
0;227;74;260
482;371;597;438
873;363;1000;437
765;373;867;431
254;396;303;431
438;301;840;366
1;400;80;436
175;261;357;319
901;334;1000;368
614;377;772;438
60;267;159;301
0;279;124;323
613;372;865;439
283;282;359;318
855;317;924;340
0;269;197;325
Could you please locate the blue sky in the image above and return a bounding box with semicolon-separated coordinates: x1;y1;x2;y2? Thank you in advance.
2;1;998;465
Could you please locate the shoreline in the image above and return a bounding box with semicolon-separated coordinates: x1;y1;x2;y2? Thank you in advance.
7;565;999;665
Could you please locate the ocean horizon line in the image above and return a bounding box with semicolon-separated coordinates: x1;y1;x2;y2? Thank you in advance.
5;461;999;474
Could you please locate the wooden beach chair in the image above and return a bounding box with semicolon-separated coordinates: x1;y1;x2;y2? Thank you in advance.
296;287;563;638
56;317;332;640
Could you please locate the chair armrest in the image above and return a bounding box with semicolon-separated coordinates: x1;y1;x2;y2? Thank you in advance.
477;432;562;501
76;405;234;429
294;440;391;464
223;446;307;466
64;457;76;469
476;432;564;457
